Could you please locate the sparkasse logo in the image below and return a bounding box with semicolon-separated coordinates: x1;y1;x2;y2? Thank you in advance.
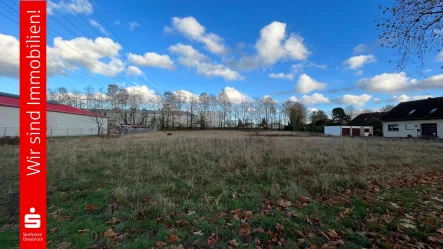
24;207;41;229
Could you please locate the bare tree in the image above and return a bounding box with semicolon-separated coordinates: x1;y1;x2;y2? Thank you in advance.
88;89;107;135
377;0;443;73
345;105;360;120
84;86;95;109
218;89;232;128
381;104;395;112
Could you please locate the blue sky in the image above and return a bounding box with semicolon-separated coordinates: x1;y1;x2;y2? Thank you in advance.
0;0;442;113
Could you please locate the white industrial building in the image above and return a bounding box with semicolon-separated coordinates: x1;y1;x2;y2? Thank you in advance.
0;92;108;137
381;97;442;139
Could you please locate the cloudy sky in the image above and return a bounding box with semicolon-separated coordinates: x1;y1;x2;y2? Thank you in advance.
0;0;442;112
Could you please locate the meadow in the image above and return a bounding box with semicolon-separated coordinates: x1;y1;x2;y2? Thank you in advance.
1;130;443;248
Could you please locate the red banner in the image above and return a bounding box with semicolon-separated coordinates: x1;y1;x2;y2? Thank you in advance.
20;0;46;248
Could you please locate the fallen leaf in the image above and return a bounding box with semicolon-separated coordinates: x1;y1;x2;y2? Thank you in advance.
399;223;417;229
239;224;251;237
390;202;400;209
228;239;239;248
194;230;204;236
438;228;443;234
155;241;166;247
77;229;89;234
168;234;178;243
84;204;98;211
104;228;117;238
57;242;72;249
187;210;196;216
275;223;284;231
106;217;120;225
245;210;253;218
50;227;59;233
207;233;218;248
343;208;351;215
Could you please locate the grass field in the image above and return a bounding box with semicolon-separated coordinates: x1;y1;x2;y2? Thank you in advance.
1;130;443;248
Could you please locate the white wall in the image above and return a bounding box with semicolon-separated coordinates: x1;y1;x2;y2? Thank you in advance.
1;106;108;137
0;106;20;136
383;120;443;138
324;126;341;136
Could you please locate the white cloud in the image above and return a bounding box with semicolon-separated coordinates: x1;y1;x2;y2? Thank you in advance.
128;52;175;70
294;74;327;94
170;16;227;55
255;21;310;65
221;87;250;104
163;26;174;34
388;94;431;103
129;21;140;31
355;70;364;76
269;73;294;80
353;44;369;54
196;63;243;80
0;34;127;78
423;68;432;73
0;34;19;78
169;43;243;80
388;95;410;103
300;93;330;105
336;94;372;107
126;85;160;101
372;97;381;103
229;21;310;71
126;66;143;76
52;36;125;77
437;51;443;62
48;0;93;15
343;54;376;69
356;72;443;93
89;20;108;35
174;90;199;103
307;107;318;113
288;96;298;102
291;61;327;74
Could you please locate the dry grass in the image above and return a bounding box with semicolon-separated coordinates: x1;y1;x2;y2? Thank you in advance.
1;130;443;248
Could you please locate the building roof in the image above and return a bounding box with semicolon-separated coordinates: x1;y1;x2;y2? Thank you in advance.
381;97;443;121
349;112;386;126
0;92;105;117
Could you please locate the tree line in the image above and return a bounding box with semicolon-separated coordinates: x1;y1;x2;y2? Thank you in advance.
47;85;394;131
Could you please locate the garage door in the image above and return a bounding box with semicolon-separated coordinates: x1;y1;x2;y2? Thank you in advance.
342;128;350;136
352;128;360;136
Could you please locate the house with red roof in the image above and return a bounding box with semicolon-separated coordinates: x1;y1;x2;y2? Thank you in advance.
0;92;108;137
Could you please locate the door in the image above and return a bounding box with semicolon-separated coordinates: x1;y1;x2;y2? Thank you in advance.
342;128;350;136
352;128;360;136
422;123;438;136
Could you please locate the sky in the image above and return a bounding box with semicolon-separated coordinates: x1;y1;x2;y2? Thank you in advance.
0;0;442;113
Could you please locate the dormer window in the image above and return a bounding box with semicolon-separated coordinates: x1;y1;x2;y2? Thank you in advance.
408;109;416;115
430;108;438;114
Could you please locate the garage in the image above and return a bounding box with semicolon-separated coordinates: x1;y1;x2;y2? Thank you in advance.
325;125;374;137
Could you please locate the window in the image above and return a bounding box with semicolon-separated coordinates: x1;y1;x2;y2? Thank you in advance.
405;124;414;130
408;109;416;115
364;128;369;132
388;124;399;131
430;108;438;114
